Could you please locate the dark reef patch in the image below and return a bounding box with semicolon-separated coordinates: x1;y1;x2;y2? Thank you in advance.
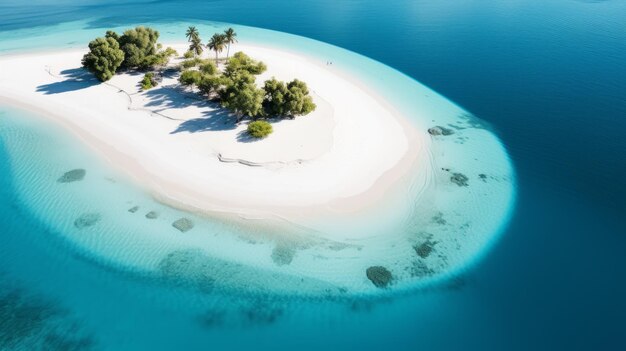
366;266;392;288
271;245;295;266
0;288;95;350
74;213;101;229
428;126;455;136
451;173;469;187
414;239;437;258
431;212;447;225
158;250;216;293
410;260;435;278
145;211;159;219
128;206;139;213
57;169;86;183
172;218;194;232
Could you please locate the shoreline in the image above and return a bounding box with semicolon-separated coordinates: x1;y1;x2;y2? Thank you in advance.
0;43;426;226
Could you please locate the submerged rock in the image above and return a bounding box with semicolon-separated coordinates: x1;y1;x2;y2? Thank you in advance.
57;169;86;183
158;250;217;292
145;211;159;219
74;213;101;229
128;206;139;213
431;212;447;225
271;245;295;266
366;266;392;288
410;260;435;278
414;240;437;258
241;301;284;325
172;218;194;232
428;126;455;136
450;173;469;187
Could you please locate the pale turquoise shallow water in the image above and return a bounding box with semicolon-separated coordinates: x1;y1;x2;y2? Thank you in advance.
0;19;515;349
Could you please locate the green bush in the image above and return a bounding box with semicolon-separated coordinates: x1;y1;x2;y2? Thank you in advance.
199;60;217;74
179;70;202;87
247;120;273;138
180;57;203;69
81;37;124;81
198;75;223;96
183;50;195;59
141;72;155;90
224;51;267;77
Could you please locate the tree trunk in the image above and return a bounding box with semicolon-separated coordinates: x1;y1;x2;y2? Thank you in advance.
227;43;230;59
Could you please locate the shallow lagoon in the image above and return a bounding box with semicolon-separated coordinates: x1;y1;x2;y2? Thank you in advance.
0;20;515;293
1;0;625;350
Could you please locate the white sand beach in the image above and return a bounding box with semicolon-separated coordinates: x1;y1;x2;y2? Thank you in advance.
0;43;424;220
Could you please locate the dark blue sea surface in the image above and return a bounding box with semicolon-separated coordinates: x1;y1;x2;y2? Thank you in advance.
1;1;625;350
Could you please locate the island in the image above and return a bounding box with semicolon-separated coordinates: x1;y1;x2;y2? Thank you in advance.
0;24;514;293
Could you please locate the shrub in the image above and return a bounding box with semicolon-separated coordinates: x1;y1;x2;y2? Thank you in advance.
141;72;155;90
183;50;195;59
179;70;202;87
180;57;202;69
199;60;217;74
223;51;266;77
81;37;124;81
198;75;223;96
247;120;273;138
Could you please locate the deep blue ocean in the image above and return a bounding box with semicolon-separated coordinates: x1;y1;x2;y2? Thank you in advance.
1;0;625;350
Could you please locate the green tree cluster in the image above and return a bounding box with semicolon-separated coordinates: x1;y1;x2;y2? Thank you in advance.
178;26;315;129
82;26;175;81
262;78;316;118
224;52;267;77
219;72;265;120
117;26;160;69
81;37;124;81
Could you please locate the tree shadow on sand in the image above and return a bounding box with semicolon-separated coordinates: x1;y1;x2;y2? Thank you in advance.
36;68;100;94
144;86;209;112
170;107;239;134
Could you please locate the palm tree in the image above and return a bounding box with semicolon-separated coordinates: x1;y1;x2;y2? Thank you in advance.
224;28;237;59
207;33;227;65
185;26;199;42
189;37;203;56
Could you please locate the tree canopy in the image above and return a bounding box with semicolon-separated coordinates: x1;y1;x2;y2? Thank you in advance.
117;26;160;69
224;28;237;58
284;79;316;116
219;71;264;119
81;37;124;81
207;33;227;65
223;51;267;77
262;78;316;117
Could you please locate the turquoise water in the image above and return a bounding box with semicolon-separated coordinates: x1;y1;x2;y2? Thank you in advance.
1;0;625;350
